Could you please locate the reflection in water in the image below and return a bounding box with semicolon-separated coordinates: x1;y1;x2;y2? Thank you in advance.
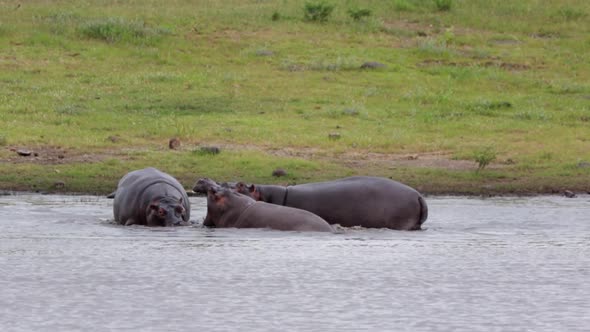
0;194;589;331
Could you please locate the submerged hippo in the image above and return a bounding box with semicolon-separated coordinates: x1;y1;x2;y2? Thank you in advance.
205;187;333;232
113;167;190;226
192;177;236;194
235;176;428;230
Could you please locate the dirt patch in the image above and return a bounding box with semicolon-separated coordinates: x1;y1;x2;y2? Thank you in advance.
2;143;500;173
335;151;482;170
381;20;437;37
419;59;534;71
197;28;277;44
489;61;532;71
2;146;123;165
489;38;522;45
222;144;493;171
198;142;507;172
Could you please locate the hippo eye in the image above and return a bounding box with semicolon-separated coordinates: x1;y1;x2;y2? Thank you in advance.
158;208;167;217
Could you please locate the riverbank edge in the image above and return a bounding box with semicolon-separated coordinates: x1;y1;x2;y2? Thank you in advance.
1;183;587;198
1;155;589;197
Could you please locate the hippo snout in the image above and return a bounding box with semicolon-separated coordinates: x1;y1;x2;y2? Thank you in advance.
166;219;188;227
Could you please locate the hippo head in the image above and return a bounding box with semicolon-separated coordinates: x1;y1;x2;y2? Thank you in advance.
192;178;221;194
193;178;239;194
235;182;262;201
204;186;253;227
146;197;188;227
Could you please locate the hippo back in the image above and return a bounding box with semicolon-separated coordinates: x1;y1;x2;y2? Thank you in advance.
236;202;333;232
286;176;424;229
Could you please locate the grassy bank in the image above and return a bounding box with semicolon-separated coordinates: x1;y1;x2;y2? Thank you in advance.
1;0;589;195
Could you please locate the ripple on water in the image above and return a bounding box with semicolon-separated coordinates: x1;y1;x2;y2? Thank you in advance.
0;194;589;331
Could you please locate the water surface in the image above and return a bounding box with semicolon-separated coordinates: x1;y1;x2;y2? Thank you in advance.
1;194;588;331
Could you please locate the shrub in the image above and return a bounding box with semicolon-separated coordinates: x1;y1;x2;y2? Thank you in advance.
394;0;416;12
271;11;281;21
434;0;452;11
556;7;586;21
194;146;221;156
79;17;169;44
467;100;512;116
303;2;334;22
473;146;497;172
348;8;372;21
0;23;8;37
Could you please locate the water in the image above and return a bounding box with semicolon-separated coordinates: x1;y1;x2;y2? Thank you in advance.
0;194;588;331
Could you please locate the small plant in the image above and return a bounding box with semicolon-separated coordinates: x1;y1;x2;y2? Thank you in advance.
303;2;334;22
0;134;7;146
78;17;170;44
556;7;586;21
473;146;497;172
44;12;82;34
539;152;553;161
194;146;221;156
467;100;512;116
394;0;415;12
271;11;281;21
434;0;452;11
442;27;455;45
347;8;371;21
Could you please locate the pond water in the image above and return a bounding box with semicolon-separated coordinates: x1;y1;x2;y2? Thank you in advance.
0;194;588;331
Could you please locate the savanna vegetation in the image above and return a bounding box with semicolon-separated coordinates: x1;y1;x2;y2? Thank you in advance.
0;0;589;195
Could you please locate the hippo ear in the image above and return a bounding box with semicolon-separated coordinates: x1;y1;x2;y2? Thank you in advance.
207;186;217;196
207;187;223;201
236;182;246;192
248;184;256;193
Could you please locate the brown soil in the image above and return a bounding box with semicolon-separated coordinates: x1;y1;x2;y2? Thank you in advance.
2;143;500;171
419;59;535;71
2;146;125;165
2;144;586;196
221;144;493;171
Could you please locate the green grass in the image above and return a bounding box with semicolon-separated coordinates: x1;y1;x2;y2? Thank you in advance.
1;0;589;194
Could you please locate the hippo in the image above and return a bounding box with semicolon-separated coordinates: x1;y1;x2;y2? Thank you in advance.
193;177;231;227
234;176;428;230
205;187;334;232
192;177;236;194
113;167;190;226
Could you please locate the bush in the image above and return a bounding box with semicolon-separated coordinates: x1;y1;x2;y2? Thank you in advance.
271;11;281;21
348;8;372;21
394;0;416;12
303;2;334;22
473;146;497;172
556;7;586;21
79;17;169;44
194;146;221;156
434;0;452;11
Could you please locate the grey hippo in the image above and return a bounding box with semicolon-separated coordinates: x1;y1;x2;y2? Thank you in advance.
193;177;236;194
233;176;428;230
204;186;334;232
113;167;190;226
